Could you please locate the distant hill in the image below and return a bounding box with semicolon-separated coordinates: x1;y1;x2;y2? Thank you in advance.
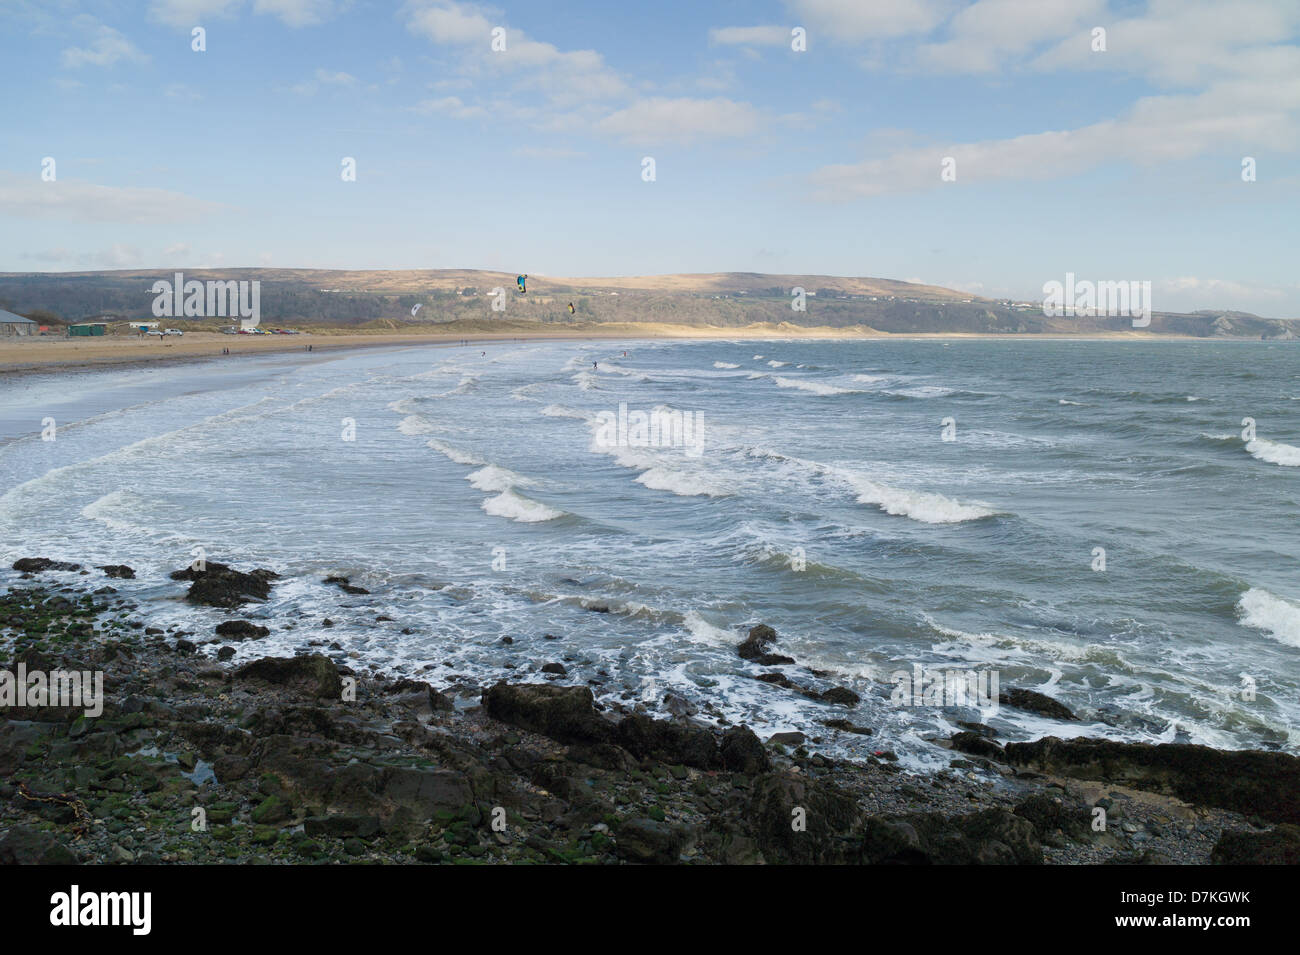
0;268;1295;339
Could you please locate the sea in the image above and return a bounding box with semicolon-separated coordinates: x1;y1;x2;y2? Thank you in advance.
2;337;1297;768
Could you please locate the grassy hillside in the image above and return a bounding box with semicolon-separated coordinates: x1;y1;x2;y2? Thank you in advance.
0;268;1296;339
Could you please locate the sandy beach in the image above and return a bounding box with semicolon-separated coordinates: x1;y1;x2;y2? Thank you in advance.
0;322;1207;375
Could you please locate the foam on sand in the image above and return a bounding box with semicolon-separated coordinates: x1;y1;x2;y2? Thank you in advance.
1238;588;1300;647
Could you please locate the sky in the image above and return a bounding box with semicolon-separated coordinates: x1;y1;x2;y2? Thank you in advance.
2;0;1298;316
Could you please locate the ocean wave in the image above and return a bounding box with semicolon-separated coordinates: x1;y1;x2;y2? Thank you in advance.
834;470;998;524
481;489;564;523
425;439;487;467
772;376;860;396
1237;588;1300;647
635;467;730;497
397;415;439;436
713;361;740;369
468;465;535;493
539;404;590;421
1246;437;1300;467
767;360;788;368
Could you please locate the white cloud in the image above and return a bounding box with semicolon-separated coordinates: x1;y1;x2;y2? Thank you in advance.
596;97;762;146
709;26;790;47
917;0;1105;74
0;172;225;224
410;95;486;119
785;0;955;40
149;0;243;28
61;25;146;68
292;67;358;94
253;0;342;27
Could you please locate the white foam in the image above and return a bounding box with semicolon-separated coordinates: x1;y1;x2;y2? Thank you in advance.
682;611;736;646
481;489;563;523
468;465;534;493
425;439;487;467
397;415;438;436
1238;588;1300;647
840;472;998;524
1246;438;1300;467
772;376;858;396
713;361;740;369
767;360;788;368
635;467;730;497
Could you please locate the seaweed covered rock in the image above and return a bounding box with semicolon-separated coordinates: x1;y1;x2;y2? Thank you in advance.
1005;737;1300;825
481;682;613;744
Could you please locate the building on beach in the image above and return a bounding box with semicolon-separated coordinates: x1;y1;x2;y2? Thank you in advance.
68;322;109;337
0;308;38;336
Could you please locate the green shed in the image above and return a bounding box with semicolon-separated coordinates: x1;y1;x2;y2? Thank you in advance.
69;323;108;337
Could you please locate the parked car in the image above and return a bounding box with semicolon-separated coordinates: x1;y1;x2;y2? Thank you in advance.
164;329;183;336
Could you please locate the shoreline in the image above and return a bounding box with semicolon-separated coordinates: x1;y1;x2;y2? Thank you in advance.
2;558;1297;865
0;323;1251;377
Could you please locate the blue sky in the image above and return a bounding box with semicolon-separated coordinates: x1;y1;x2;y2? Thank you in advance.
3;0;1298;315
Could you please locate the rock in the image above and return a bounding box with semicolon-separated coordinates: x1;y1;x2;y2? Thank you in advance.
171;562;278;609
236;654;342;699
540;662;567;676
999;688;1078;721
216;646;236;661
1106;849;1174;865
950;731;1005;761
767;731;806;747
859;809;1042;864
11;558;81;573
661;692;697;719
215;620;270;641
616;714;720;769
616;817;688;865
720;725;770;774
1012;792;1094;842
305;815;381;839
821;718;873;736
174;639;196;654
737;624;779;661
481;683;613;744
1211;825;1300;865
97;565;135;579
1004;737;1300;824
820;686;861;706
0;826;77;864
384;679;453;712
748;772;862;864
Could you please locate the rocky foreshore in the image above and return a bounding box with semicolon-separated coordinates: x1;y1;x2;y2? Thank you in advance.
2;558;1298;865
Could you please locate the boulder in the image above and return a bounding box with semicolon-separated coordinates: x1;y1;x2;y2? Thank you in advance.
11;558;81;573
236;654;342;698
999;688;1078;721
859;809;1042;865
719;725;771;774
737;624;779;660
97;565;135;579
1211;825;1300;865
748;772;862;864
1004;737;1300;825
215;620;270;641
0;826;77;864
950;731;1005;760
171;562;278;609
616;818;689;865
616;713;720;769
820;686;861;706
481;682;613;744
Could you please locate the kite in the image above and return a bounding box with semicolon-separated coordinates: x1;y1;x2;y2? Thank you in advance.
516;274;527;293
567;302;575;314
